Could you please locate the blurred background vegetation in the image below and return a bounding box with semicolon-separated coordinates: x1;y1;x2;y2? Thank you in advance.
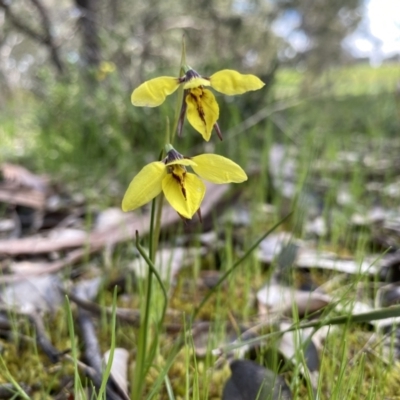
0;0;399;206
0;3;399;396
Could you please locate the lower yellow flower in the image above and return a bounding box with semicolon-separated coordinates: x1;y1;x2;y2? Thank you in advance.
131;68;264;141
122;145;248;219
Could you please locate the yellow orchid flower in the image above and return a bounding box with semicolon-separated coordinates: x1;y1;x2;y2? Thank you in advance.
131;68;265;141
122;145;248;219
96;61;116;81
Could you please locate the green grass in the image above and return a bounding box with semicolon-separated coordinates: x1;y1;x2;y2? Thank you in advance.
275;62;400;98
1;61;400;398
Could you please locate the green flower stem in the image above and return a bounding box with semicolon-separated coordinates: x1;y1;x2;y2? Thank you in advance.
136;231;168;332
131;198;157;400
170;36;186;144
132;37;187;399
149;196;157;262
152;193;164;260
131;279;152;399
132;200;168;399
147;215;292;398
179;35;187;76
136;232;168;379
151;146;168;260
97;287;117;399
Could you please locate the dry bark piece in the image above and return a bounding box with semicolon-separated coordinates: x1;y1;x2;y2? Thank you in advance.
257;232;293;264
377;284;400;307
28;311;62;363
129;246;204;283
0;313;11;329
0;274;63;313
0;307;62;364
0;248;97;284
222;359;292;400
0;383;31;398
296;248;378;275
104;348;129;397
305;216;327;237
62;285;141;326
0;181;229;257
94;207;128;231
191;321;252;358
0;210;20;239
279;326;319;372
257;283;331;318
279;322;320;390
0;183;46;210
73;278;103;373
269;143;297;199
73;279;128;400
0;163;48;210
1;163;48;192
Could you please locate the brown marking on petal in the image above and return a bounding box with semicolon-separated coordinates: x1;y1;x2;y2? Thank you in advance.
170;165;187;200
189;88;207;128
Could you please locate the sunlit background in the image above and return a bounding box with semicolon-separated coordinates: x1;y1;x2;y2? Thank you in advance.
1;2;400;397
1;0;399;89
275;0;400;65
0;0;399;193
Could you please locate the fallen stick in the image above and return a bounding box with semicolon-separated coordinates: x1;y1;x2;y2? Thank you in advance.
0;183;228;256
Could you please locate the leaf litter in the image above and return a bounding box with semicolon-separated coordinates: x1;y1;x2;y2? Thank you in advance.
2;137;400;398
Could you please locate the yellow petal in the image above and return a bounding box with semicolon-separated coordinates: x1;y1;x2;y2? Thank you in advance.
162;173;205;219
122;162;165;211
183;77;211;89
166;158;197;167
131;77;180;107
186;88;219;141
191;154;247;183
210;69;265;95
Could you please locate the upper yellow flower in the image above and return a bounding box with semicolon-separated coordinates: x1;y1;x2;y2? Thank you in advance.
122;145;248;219
131;68;265;141
96;61;116;81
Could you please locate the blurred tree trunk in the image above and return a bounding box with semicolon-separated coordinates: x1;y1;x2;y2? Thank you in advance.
75;0;101;67
109;0;119;26
30;0;64;74
0;0;65;75
276;0;362;74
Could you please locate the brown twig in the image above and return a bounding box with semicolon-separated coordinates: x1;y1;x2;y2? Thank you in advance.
0;181;229;257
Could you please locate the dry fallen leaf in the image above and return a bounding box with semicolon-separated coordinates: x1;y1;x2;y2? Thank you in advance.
279;322;320;389
0;183;46;209
258;232;293;264
1;163;48;192
129;246;203;283
222;359;292;400
0;275;63;313
104;348;129;396
0;181;229;257
257;283;331;317
296;248;378;275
